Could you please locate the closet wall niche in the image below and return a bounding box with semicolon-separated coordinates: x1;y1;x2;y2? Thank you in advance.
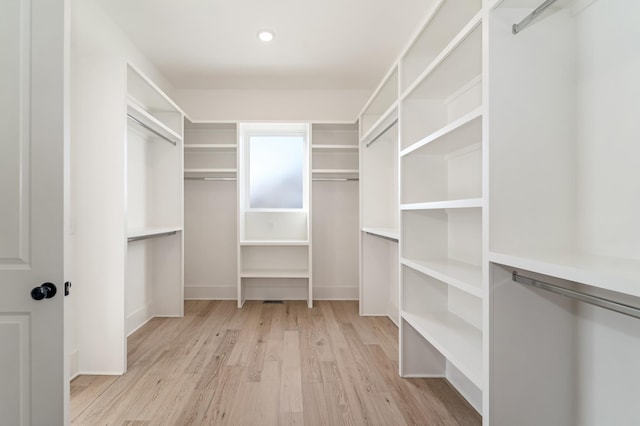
237;123;313;307
183;121;238;300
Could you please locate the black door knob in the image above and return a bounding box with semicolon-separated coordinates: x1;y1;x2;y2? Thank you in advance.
31;283;57;301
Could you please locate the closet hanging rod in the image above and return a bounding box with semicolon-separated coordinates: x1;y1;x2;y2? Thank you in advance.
312;178;359;181
184;177;237;181
512;0;558;34
127;231;177;243
512;272;640;320
127;114;177;146
366;119;398;148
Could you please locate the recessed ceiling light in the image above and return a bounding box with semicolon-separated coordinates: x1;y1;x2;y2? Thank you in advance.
258;30;275;42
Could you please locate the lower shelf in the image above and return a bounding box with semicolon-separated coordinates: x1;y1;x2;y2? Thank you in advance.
401;310;482;388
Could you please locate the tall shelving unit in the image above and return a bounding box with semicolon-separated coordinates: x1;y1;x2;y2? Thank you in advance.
397;0;484;414
74;61;184;375
311;123;360;300
358;68;400;323
488;0;640;424
125;64;184;335
183;122;238;300
237;123;313;308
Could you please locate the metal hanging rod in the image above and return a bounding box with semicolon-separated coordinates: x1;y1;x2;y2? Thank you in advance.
512;272;640;320
127;231;177;243
184;177;237;181
127;114;177;145
512;0;558;35
366;118;398;148
312;178;359;182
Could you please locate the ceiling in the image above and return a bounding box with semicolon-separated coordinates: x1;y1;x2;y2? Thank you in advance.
94;0;434;91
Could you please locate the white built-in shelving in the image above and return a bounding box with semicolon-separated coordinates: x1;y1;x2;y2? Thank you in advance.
74;62;184;375
359;90;400;323
311;124;360;301
237;123;313;308
183;121;238;301
381;0;485;415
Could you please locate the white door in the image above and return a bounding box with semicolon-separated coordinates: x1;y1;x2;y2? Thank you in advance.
0;0;68;425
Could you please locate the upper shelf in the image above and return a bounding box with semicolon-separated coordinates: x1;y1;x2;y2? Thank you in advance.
312;144;359;151
490;250;640;299
127;64;183;137
127;102;182;145
184;143;236;151
360;68;399;138
400;0;482;93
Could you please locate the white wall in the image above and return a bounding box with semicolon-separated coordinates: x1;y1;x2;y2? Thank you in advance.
175;88;368;123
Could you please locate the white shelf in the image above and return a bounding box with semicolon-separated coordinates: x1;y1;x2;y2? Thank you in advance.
240;269;309;279
312;144;358;151
184;168;237;174
401;12;482;101
312;169;359;174
402;310;482;389
239;240;309;246
126;226;182;240
127;101;182;144
360;103;399;145
489;250;640;299
401;108;482;157
401;198;483;211
361;227;400;241
401;257;483;298
184;144;236;151
400;0;482;93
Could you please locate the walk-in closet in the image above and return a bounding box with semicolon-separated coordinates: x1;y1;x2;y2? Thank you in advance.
2;0;637;424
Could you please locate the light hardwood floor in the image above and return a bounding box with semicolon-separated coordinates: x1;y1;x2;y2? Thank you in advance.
71;300;481;425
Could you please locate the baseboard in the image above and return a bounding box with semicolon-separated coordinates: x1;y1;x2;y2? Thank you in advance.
313;286;358;300
185;285;236;300
126;304;153;336
69;350;79;381
185;284;358;301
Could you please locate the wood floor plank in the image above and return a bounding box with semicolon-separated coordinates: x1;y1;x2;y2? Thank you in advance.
280;330;304;415
71;300;481;425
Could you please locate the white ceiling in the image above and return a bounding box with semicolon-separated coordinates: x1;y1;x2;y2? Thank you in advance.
94;0;434;91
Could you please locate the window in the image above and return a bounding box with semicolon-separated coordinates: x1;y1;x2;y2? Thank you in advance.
249;134;305;209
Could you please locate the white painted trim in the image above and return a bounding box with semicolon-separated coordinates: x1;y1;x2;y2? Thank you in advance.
68;350;79;381
185;285;237;300
126;304;153;337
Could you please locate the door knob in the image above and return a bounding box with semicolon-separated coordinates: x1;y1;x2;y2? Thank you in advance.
31;283;57;301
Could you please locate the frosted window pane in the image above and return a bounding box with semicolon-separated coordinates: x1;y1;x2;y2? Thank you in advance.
249;135;304;208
